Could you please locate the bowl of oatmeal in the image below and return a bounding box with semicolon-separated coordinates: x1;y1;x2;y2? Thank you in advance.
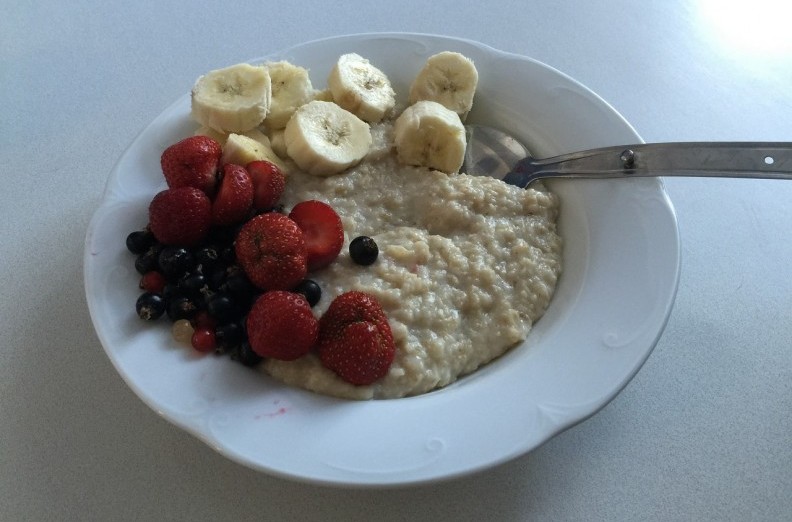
84;33;680;486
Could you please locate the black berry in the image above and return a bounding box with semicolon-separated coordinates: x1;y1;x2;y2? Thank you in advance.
293;279;321;307
179;272;209;300
126;229;156;255
166;295;198;322
195;245;221;272
158;247;195;280
216;322;244;350
136;292;165;320
206;293;238;323
233;341;263;367
134;247;161;275
349;236;378;265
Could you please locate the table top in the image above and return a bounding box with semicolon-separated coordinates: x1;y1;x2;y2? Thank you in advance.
2;1;790;520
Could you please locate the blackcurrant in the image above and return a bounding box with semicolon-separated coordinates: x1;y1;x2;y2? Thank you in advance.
126;229;157;255
166;295;198;322
234;341;263;367
179;272;209;300
225;271;255;303
293;279;321;307
195;245;221;272
134;247;161;275
136;292;165;320
158;247;195;280
349;236;379;265
206;293;238;323
215;322;244;350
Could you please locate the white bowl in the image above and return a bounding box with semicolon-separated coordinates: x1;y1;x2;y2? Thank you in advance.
84;33;679;487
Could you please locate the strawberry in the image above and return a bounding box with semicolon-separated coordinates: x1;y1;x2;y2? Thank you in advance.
234;213;308;290
246;291;318;361
148;186;212;246
318;291;395;385
247;160;285;211
160;136;222;196
212;163;254;225
288;200;344;271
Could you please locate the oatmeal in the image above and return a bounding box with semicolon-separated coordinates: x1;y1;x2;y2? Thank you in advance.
263;138;562;399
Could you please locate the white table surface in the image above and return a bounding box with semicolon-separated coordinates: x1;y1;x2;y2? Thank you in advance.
2;1;791;520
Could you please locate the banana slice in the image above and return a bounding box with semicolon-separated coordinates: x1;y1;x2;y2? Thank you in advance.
191;63;272;133
194;126;227;144
222;133;290;174
328;53;396;123
264;61;315;130
284;100;372;176
194;126;271;148
267;128;288;159
408;52;478;120
311;88;334;102
393;100;467;174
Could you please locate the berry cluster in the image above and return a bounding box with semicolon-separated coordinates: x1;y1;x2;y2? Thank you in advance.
126;135;391;385
129;224;272;365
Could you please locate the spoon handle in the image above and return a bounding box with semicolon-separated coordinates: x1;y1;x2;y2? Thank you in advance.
517;142;792;182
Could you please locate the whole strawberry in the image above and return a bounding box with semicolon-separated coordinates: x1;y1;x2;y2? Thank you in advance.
148;186;212;246
161;135;222;196
288;200;344;271
247;160;286;211
212;163;254;225
235;213;308;290
318;291;395;385
246;291;318;360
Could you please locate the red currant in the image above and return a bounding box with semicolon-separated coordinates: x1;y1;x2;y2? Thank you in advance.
191;327;216;353
139;271;166;294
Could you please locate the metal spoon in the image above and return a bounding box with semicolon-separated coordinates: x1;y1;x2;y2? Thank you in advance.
463;124;792;186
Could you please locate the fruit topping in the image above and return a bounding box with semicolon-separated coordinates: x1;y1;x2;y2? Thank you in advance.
292;279;322;307
191;63;272;133
158;246;195;280
234;213;308;291
408;51;479;120
160;135;222;196
139;271;166;294
126;228;156;255
148;186;212;246
136;292;166;321
191;327;217;353
211;163;254;225
318;291;395;385
349;236;379;266
288;200;344;271
263;61;316;129
171;319;194;343
232;341;263;367
247;160;286;211
284;100;372;177
246;291;319;361
393;100;467;174
328;53;396;123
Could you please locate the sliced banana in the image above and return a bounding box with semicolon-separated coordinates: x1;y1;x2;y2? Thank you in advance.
194;126;227;144
409;51;478;120
311;88;334;102
222;133;289;174
264;61;315;130
328;53;396;123
194;126;271;148
284;100;372;176
393;100;467;174
267;128;288;159
191;63;272;133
